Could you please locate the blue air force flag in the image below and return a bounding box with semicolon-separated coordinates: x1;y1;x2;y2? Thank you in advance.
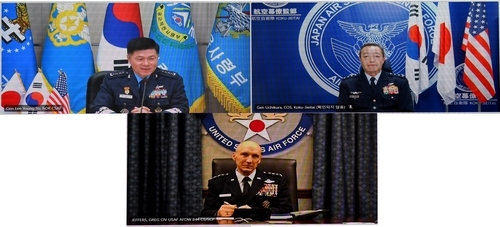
150;3;206;113
41;3;95;114
206;3;250;113
1;3;37;90
97;3;143;71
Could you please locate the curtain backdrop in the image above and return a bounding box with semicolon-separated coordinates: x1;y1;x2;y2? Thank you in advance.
312;113;378;222
127;113;377;223
127;114;202;223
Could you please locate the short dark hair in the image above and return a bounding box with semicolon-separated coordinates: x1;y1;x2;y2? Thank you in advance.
127;37;160;55
359;43;385;58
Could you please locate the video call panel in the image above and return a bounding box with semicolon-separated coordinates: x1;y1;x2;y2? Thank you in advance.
251;2;499;113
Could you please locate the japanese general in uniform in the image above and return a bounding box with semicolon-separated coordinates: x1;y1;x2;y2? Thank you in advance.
337;71;414;112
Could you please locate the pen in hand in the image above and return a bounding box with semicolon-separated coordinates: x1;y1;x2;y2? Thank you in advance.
221;201;235;217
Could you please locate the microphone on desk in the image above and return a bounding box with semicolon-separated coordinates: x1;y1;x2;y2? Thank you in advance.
140;77;148;113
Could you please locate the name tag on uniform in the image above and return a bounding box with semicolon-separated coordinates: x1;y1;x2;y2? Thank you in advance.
219;193;231;197
119;94;133;99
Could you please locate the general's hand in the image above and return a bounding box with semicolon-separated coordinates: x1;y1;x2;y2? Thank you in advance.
238;205;251;209
131;106;151;113
217;204;237;217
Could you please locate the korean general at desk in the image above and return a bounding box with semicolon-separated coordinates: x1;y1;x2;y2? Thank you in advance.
337;43;414;112
201;141;293;217
90;37;189;114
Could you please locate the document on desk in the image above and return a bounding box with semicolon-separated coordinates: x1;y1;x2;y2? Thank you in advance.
215;217;234;220
267;220;293;224
270;213;293;220
290;209;329;219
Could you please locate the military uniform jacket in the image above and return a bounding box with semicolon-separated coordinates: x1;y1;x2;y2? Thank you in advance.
201;169;293;216
337;71;414;112
90;68;189;113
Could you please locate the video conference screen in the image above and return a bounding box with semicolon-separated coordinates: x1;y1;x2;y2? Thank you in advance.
251;2;499;112
3;2;496;227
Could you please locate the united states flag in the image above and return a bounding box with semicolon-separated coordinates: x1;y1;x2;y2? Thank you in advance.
461;2;496;103
47;71;71;114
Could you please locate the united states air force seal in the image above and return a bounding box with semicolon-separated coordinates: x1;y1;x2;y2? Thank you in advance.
202;113;312;156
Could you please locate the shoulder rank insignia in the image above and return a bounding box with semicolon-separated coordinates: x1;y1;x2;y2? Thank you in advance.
157;68;169;74
263;171;283;177
156;69;179;78
211;173;229;179
344;74;358;80
109;70;128;78
388;73;405;78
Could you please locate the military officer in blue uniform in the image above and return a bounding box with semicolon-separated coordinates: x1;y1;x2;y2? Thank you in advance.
90;37;189;114
201;141;293;217
337;43;414;112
